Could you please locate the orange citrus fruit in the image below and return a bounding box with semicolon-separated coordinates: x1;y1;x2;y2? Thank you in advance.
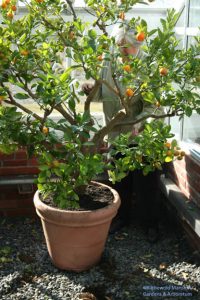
174;150;180;156
69;31;75;39
1;2;7;9
11;5;17;11
164;142;171;149
123;65;131;72
155;101;161;107
42;127;49;134
21;50;29;56
136;32;146;42
166;150;172;156
119;12;125;20
126;88;134;97
159;67;168;76
7;12;14;19
97;55;103;61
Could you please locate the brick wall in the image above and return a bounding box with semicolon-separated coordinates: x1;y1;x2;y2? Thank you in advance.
166;153;200;208
0;149;39;217
1;147;200;217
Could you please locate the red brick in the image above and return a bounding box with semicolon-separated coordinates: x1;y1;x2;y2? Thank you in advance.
1;208;36;217
0;197;34;209
27;158;38;166
3;160;28;167
15;149;28;160
0;153;15;160
187;183;200;207
186;174;200;194
0;166;39;176
169;169;200;207
185;155;200;174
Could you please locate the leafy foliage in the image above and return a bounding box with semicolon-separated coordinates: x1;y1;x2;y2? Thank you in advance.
0;0;199;208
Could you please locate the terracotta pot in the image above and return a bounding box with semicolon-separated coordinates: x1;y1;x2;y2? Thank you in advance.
33;181;121;272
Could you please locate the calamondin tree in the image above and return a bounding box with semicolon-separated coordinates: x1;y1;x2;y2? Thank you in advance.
0;0;200;208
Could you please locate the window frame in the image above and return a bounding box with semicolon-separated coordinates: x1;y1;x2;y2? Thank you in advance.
172;0;200;158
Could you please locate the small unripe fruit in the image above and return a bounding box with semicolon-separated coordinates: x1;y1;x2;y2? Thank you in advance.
166;150;172;156
1;2;7;9
180;151;186;156
42;126;49;134
136;32;146;42
123;65;131;72
177;156;183;160
52;160;60;167
195;76;200;83
97;55;103;61
7;12;14;19
21;50;29;56
0;96;5;103
164;142;171;149
69;31;75;39
155;101;161;107
154;162;161;169
126;88;134;97
174;150;180;156
11;5;17;11
159;67;168;76
119;12;125;20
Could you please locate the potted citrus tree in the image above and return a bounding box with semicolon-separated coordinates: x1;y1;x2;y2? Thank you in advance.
0;0;199;271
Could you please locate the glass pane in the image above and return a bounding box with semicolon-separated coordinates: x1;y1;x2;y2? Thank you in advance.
169;116;182;141
183;114;200;145
182;29;200;147
189;0;200;27
176;6;185;27
187;35;198;47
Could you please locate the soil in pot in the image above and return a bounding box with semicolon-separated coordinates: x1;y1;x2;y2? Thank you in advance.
42;185;114;210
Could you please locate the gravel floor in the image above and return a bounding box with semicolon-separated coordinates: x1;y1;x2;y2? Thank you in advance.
0;216;199;300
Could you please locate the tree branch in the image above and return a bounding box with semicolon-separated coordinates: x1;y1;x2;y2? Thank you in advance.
1;84;43;122
15;74;38;100
84;79;102;113
113;111;176;128
65;0;77;21
55;103;75;124
112;74;128;113
91;109;126;147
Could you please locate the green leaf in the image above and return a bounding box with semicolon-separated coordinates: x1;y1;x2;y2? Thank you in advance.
14;93;29;100
165;156;173;162
39;165;49;171
37;184;44;191
19;33;26;43
88;29;97;39
185;107;193;117
148;29;157;37
83;141;95;146
60;71;70;82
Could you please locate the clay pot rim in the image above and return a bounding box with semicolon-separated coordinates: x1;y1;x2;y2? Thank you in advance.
34;180;120;215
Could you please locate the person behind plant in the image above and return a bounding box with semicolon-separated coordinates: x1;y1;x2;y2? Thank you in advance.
82;21;162;241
